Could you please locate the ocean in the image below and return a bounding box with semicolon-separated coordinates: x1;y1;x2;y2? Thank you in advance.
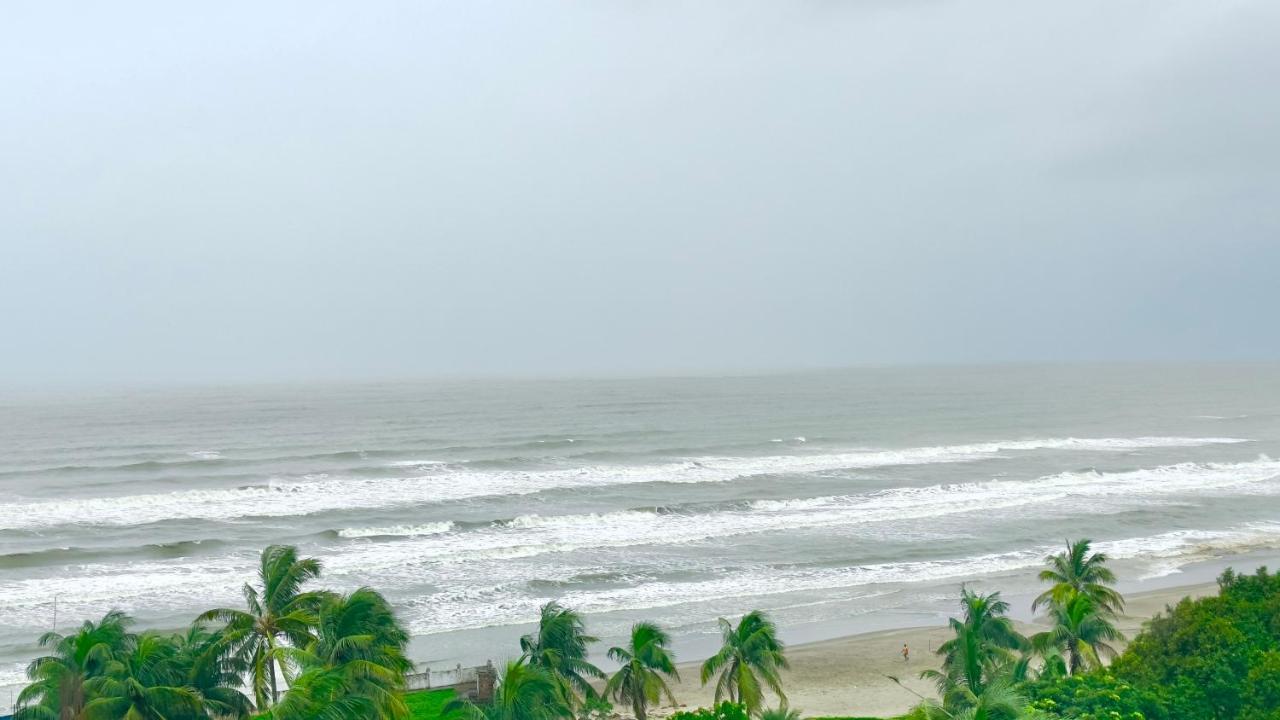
2;365;1279;708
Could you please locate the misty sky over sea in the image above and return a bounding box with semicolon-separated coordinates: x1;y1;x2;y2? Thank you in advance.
3;1;1279;384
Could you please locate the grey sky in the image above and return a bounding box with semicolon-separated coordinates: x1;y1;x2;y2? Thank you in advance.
3;1;1278;384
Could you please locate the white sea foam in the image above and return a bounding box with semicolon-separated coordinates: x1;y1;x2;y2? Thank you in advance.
5;457;1277;633
385;460;447;468
187;450;222;460
328;458;1280;568
1096;523;1280;579
0;555;252;627
0;436;1246;529
0;662;28;714
6;516;1275;636
8;518;1280;637
337;522;456;538
408;522;1280;633
753;457;1280;516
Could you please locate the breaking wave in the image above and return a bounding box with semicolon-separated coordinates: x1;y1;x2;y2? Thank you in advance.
0;436;1247;529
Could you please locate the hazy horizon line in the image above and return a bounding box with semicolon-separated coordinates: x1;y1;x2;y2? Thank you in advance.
4;359;1279;399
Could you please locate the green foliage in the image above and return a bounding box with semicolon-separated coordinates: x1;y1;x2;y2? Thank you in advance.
923;587;1026;698
45;539;1280;720
521;602;605;707
605;621;679;720
575;695;613;720
1240;650;1280;720
15;610;133;720
178;623;256;719
83;632;204;720
1029;539;1125;682
269;588;413;720
1028;568;1280;720
1107;567;1280;720
669;701;750;720
758;704;802;720
910;585;1047;719
1030;594;1123;676
1033;540;1124;616
17;545;414;720
199;544;328;709
912;676;1030;720
445;661;572;720
700;611;789;716
1023;672;1164;720
16;616;234;720
406;689;456;720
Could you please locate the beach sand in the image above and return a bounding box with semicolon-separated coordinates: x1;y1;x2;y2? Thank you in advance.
641;581;1218;719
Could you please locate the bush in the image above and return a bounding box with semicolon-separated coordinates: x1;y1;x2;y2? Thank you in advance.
1023;672;1164;720
1111;567;1280;720
670;702;750;720
1026;568;1280;720
577;696;614;720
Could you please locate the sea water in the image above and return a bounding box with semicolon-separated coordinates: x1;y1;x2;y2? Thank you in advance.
2;364;1279;707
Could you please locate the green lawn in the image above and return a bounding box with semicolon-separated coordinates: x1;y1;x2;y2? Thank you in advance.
406;688;455;720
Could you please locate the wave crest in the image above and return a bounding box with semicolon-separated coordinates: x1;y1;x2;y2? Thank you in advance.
0;436;1249;529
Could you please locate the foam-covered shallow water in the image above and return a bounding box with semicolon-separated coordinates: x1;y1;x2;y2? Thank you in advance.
1;365;1279;705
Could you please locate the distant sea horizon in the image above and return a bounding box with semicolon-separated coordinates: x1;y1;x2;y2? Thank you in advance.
9;359;1280;392
3;363;1279;707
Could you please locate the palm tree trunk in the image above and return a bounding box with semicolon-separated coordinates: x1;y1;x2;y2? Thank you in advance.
267;636;280;705
61;675;84;720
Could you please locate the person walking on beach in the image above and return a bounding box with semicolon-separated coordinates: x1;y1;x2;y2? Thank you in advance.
902;643;909;663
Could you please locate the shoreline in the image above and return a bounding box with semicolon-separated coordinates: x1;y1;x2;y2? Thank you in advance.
637;580;1220;719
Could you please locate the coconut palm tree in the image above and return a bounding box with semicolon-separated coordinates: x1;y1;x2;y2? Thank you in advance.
445;661;571;720
15;610;132;720
174;623;253;719
924;588;1025;698
271;588;413;720
301;588;410;673
908;676;1029;720
520;603;603;705
758;704;801;720
700;611;789;716
83;631;204;720
604;622;679;720
1031;593;1123;675
199;545;327;709
1032;539;1124;615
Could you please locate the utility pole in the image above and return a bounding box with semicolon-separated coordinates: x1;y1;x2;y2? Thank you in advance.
52;593;61;633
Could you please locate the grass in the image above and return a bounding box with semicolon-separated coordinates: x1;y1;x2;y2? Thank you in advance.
406;688;456;720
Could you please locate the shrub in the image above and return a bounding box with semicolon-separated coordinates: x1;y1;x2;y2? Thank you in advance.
1023;671;1164;720
1027;568;1280;720
670;702;750;720
577;696;614;720
1111;568;1280;720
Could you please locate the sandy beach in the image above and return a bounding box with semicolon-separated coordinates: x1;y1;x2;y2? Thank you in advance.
643;581;1219;719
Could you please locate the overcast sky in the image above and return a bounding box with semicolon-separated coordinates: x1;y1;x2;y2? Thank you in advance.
3;1;1278;385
